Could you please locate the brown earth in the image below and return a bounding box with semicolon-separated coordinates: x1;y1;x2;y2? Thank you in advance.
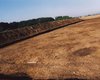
0;18;100;79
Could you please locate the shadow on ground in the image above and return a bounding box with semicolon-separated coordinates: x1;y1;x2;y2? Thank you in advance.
0;73;88;80
0;73;32;80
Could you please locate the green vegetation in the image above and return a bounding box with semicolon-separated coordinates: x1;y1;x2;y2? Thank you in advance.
55;16;72;20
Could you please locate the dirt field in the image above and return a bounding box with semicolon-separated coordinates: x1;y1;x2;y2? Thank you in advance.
0;18;100;79
80;14;100;20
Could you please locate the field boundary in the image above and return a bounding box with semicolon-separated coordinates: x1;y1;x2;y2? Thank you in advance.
0;18;83;48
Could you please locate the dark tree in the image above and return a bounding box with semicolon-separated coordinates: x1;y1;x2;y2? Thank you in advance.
55;16;63;20
37;17;54;23
0;22;10;32
55;16;73;20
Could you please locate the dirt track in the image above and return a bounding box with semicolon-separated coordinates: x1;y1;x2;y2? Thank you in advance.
0;18;100;79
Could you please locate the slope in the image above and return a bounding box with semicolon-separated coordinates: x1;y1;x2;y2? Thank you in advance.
0;18;100;79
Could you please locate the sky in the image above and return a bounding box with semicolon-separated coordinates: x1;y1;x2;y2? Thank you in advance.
0;0;100;22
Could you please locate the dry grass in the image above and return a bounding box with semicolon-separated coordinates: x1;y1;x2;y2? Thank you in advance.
0;18;100;79
80;14;100;20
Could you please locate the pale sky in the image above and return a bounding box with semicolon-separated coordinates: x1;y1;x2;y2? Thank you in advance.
0;0;100;22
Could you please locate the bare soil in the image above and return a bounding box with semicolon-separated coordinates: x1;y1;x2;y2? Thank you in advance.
0;18;100;79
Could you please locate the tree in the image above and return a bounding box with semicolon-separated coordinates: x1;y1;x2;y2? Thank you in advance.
55;16;63;20
55;16;73;20
37;17;54;23
63;16;72;19
0;22;10;32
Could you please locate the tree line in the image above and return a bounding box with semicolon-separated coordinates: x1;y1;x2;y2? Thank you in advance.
0;16;73;32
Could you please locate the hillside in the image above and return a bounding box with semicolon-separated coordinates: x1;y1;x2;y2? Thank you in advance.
0;18;82;47
0;18;100;79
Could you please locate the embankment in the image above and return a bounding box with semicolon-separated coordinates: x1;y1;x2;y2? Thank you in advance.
0;18;83;47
